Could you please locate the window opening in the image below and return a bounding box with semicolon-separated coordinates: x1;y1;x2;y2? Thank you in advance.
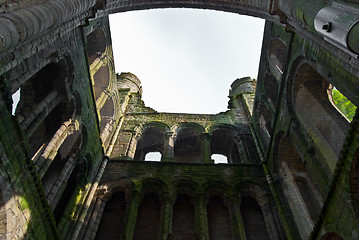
144;152;162;161
212;154;228;164
11;88;20;115
329;87;356;122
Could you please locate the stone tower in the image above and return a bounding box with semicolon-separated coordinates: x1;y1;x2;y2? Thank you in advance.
0;1;359;239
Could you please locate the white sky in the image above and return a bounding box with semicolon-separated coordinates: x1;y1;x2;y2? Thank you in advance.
109;9;265;114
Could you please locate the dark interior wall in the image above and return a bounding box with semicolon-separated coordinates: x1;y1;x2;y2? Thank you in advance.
172;194;197;239
95;192;127;240
240;196;270;240
206;195;233;240
133;193;161;240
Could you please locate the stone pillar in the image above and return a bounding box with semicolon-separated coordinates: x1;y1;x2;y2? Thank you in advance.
195;194;209;240
83;193;108;240
162;132;174;162
122;192;140;240
228;197;247;240
200;133;212;164
159;195;173;240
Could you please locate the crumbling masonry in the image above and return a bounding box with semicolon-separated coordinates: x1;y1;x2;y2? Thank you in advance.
0;0;359;239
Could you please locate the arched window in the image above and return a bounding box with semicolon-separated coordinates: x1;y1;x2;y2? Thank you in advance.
268;38;287;80
134;193;161;240
174;127;201;163
134;127;165;161
210;128;240;164
93;65;110;99
53;159;85;223
212;154;228;164
240;196;270;240
258;102;273;147
207;195;233;239
275;136;322;239
99;97;114;132
263;73;279;108
86;28;107;64
144;152;162;162
95;192;127;240
293;62;349;158
172;194;197;238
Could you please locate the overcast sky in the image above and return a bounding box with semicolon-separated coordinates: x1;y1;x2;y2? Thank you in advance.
109;9;265;114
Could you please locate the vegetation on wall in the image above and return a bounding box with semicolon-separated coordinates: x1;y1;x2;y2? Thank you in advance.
332;89;357;121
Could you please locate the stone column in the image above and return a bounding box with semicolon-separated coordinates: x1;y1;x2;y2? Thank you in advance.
159;195;173;240
228;197;247;240
194;194;209;240
122;192;140;240
162;132;174;162
200;133;212;164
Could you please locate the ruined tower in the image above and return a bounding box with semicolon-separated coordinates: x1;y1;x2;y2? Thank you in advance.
0;0;359;239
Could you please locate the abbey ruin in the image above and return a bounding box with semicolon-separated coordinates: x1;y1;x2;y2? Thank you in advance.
0;0;359;239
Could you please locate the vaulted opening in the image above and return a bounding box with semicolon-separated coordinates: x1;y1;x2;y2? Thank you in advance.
93;65;110;99
172;194;197;239
210;129;240;164
240;196;270;240
86;28;107;64
134;127;165;161
206;195;233;240
133;193;161;240
174;127;201;163
95;191;127;240
293;63;350;157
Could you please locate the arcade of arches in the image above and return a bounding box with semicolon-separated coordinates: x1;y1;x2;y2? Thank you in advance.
0;0;359;239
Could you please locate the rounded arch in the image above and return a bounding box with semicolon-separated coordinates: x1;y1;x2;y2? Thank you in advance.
99;96;114;132
203;181;232;201
86;27;107;63
133;123;168;161
93;65;110;99
97;1;278;24
172;180;200;200
174;122;205;135
136;178;170;202
209;124;241;164
173;124;202;163
268;37;287;80
288;59;350;158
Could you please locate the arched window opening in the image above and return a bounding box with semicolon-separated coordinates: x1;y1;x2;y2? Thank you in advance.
134;193;161;240
93;65;110;99
42;131;81;195
86;28;107;64
212;154;228;164
329;87;356;122
15;62;67;122
294;176;321;220
258;102;272;147
268;38;287;80
11;88;20;115
263;73;279;108
144;152;162;162
95;192;127;240
53;161;84;223
210;129;239;164
276;136;322;238
100;97;114;132
28;102;73;157
293;63;349;157
174;127;201;163
172;194;197;239
240;196;270;240
134;127;165;161
207;195;233;239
